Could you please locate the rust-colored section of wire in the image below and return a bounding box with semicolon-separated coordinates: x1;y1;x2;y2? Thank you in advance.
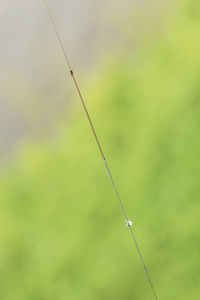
43;0;105;159
70;70;105;159
42;1;158;299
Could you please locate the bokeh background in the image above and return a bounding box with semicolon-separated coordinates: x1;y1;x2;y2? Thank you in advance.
0;0;200;299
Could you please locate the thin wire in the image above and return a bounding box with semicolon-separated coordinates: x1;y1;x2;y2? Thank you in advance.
129;228;158;300
104;158;158;300
42;1;158;299
103;158;128;221
43;0;72;70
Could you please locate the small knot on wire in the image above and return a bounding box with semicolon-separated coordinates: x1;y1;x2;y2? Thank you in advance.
70;67;75;76
126;220;133;228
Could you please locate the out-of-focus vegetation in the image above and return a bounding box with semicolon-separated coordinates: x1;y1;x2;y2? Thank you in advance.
0;0;200;299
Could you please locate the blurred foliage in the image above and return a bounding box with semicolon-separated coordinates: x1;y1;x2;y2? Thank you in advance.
0;0;200;299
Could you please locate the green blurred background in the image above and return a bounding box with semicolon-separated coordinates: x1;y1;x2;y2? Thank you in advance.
0;0;200;299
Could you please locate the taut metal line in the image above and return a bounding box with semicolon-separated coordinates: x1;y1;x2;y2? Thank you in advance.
42;1;158;299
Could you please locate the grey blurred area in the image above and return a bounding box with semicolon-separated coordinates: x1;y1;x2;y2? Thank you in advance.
0;0;169;165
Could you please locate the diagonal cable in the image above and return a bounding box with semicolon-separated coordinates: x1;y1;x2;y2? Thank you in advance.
42;1;158;299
